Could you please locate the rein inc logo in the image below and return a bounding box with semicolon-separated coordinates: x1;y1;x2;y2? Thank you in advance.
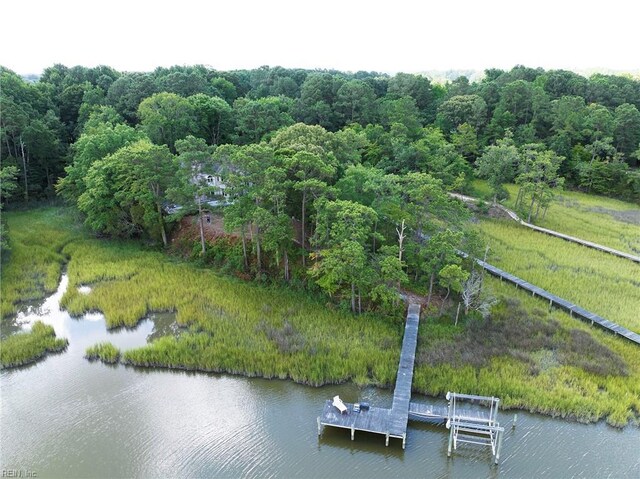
2;471;37;478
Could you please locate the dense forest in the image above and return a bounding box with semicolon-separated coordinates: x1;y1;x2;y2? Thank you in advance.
1;64;640;313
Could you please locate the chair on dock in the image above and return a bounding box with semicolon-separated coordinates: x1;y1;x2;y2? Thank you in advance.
332;395;348;414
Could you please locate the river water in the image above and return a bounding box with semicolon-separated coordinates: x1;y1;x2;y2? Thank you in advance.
1;275;638;478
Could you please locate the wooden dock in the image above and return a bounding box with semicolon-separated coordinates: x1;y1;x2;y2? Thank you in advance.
472;256;640;345
450;192;640;264
318;305;507;461
318;304;421;448
388;303;420;440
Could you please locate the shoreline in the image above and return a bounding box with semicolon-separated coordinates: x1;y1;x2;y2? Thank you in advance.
3;207;639;431
0;341;68;370
116;358;637;429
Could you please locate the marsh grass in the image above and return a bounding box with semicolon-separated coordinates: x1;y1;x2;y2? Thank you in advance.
0;321;68;368
471;180;640;254
417;299;627;377
478;219;640;333
414;279;640;426
2;208;403;387
85;342;120;364
4;207;640;425
1;208;82;317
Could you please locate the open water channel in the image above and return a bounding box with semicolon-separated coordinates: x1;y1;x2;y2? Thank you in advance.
1;275;638;478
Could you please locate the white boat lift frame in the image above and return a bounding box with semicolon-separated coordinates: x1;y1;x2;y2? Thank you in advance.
445;391;505;464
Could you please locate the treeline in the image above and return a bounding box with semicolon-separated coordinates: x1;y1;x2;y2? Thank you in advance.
2;64;640;203
54;120;480;314
1;63;639;312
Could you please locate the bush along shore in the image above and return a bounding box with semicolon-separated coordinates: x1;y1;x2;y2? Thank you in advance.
85;342;121;364
0;321;68;369
3;207;640;427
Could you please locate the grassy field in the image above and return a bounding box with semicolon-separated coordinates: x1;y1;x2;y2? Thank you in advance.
0;321;68;368
471;180;640;255
478;219;640;333
2;207;639;426
416;277;640;427
85;342;120;364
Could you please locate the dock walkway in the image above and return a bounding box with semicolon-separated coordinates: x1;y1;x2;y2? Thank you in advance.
471;255;640;345
317;304;507;461
449;192;640;264
318;304;421;447
388;304;420;438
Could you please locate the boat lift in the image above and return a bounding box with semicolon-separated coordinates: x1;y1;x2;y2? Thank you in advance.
445;391;505;464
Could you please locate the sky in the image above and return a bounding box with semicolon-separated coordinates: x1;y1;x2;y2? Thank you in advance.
3;0;639;75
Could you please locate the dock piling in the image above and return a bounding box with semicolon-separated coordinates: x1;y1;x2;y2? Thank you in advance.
495;428;504;464
317;303;512;464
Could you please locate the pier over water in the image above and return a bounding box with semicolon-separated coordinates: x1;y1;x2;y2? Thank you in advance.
318;303;506;462
318;304;421;448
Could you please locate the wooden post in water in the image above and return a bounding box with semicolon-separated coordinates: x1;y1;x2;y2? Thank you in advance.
351;426;355;441
385;433;389;447
494;428;504;464
447;422;454;457
512;414;517;429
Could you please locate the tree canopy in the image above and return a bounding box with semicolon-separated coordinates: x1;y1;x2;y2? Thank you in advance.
4;62;640;314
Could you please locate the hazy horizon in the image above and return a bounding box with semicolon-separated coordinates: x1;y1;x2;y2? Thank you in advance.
12;66;640;85
4;0;639;78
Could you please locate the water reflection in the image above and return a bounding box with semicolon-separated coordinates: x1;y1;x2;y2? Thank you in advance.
145;311;182;342
4;273;181;353
1;275;639;478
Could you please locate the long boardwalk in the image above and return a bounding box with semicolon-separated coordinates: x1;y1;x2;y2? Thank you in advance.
388;304;420;438
450;192;640;264
318;304;421;448
472;256;640;345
